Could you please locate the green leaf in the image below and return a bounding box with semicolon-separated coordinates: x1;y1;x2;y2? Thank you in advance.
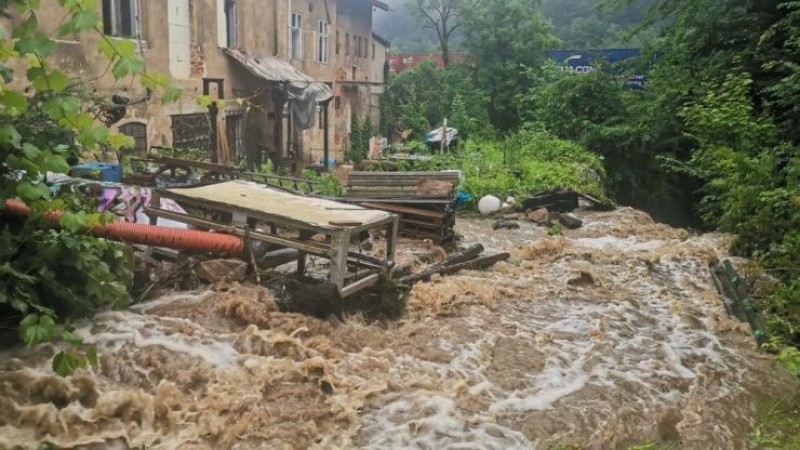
196;95;213;108
12;14;39;39
44;154;70;173
111;56;145;79
61;330;83;345
141;71;169;90
16;180;51;201
47;70;71;92
60;211;89;233
107;133;134;150
78;125;109;148
0;123;22;148
96;37;116;60
162;84;183;104
14;35;56;57
0;63;14;83
113;39;138;58
22;142;41;159
52;350;87;377
0;90;29;113
57;9;100;35
19;314;56;346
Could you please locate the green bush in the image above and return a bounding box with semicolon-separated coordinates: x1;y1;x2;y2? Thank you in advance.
408;129;606;203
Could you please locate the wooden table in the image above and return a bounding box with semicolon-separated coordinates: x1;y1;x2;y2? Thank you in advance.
146;180;399;297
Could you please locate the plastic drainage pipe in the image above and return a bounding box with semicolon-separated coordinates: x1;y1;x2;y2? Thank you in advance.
2;199;245;255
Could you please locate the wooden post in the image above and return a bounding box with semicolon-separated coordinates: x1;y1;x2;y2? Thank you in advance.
329;230;350;294
385;215;399;266
323;100;330;170
296;230;314;276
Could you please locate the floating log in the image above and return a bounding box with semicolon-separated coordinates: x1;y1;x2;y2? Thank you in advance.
436;252;511;277
399;250;509;285
397;244;483;284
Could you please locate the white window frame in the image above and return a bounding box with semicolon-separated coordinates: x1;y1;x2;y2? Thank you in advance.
290;12;303;60
317;20;329;64
225;0;238;48
103;0;142;38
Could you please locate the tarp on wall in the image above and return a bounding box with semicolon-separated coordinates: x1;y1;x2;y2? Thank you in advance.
224;49;333;131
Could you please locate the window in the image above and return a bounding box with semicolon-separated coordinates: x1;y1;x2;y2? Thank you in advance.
317;21;328;64
290;12;303;60
345;33;349;55
351;65;357;80
226;113;244;158
119;122;147;155
225;0;238;48
102;0;140;38
354;35;359;58
372;43;375;60
336;30;340;55
172;113;213;152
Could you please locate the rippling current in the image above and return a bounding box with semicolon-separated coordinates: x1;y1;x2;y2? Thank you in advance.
0;207;795;449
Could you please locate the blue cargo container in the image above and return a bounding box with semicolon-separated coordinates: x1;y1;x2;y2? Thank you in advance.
69;162;123;182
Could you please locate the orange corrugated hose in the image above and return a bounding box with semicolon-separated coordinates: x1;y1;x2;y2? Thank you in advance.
3;198;245;255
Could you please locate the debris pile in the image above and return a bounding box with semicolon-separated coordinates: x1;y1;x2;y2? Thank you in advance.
489;188;614;231
342;171;461;245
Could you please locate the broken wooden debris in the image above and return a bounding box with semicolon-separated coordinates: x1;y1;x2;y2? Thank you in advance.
523;189;579;212
343;171;459;246
522;188;614;213
397;243;509;285
577;192;615;211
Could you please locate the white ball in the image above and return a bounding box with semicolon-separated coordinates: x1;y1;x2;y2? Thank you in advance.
478;195;502;214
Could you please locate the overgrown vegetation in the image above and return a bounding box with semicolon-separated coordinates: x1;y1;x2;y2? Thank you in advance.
409;128;605;201
0;0;181;375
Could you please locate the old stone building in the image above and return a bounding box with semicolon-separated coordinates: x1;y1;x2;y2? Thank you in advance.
7;0;390;170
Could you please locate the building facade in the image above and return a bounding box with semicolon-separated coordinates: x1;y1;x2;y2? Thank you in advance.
5;0;389;170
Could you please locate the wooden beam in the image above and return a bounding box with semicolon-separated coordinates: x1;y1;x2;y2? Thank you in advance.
340;273;380;298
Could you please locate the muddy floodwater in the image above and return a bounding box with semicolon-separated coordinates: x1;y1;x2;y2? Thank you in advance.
0;208;796;449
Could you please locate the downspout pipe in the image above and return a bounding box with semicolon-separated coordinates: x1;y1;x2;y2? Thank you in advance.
3;199;245;255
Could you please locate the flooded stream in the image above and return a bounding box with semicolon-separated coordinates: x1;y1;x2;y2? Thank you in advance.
0;208;795;449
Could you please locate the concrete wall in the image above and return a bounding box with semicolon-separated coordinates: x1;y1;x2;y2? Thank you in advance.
3;0;387;168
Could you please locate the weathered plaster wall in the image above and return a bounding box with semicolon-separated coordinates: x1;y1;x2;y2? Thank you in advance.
3;0;386;168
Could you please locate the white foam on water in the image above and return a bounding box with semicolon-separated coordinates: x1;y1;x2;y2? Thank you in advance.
76;309;239;368
573;236;666;251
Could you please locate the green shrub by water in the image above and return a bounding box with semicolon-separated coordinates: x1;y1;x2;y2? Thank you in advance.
406;128;606;204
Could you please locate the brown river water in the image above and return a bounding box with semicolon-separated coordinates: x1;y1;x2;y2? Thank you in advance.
0;207;796;449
